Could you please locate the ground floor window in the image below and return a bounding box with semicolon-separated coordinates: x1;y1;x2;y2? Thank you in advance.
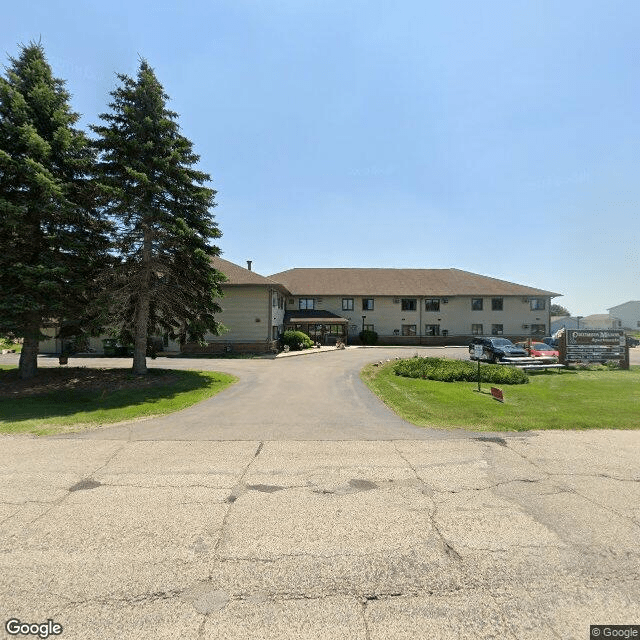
472;324;483;335
402;324;417;336
491;324;503;335
425;324;440;336
531;324;546;336
363;324;375;332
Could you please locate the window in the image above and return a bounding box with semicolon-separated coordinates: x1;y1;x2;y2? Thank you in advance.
362;298;374;311
530;298;546;310
472;298;483;311
401;324;417;336
299;298;314;310
491;298;503;311
363;324;374;332
401;298;417;311
491;324;503;335
531;324;546;336
278;295;284;309
425;298;440;312
272;294;277;307
472;324;483;335
342;298;354;311
425;324;440;336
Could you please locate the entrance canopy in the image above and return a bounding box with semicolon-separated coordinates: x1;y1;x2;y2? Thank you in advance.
284;310;349;345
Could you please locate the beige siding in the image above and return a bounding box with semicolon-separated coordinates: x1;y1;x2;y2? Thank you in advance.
205;285;271;342
289;294;551;338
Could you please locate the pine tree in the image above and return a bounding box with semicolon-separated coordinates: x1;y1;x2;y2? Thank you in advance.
92;60;225;374
0;43;107;379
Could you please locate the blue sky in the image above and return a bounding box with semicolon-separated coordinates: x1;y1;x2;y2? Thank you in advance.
3;0;639;315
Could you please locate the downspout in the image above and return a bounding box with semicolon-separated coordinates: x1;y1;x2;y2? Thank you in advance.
267;288;273;347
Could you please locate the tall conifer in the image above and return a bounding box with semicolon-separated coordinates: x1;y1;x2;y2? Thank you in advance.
92;60;225;374
0;43;106;379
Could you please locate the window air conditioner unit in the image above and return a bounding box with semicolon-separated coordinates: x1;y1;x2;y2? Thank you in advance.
442;298;448;303
393;298;400;304
316;298;323;304
522;324;529;329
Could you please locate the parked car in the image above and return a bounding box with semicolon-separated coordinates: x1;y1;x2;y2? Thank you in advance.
627;335;640;348
541;336;559;348
515;341;559;359
469;337;528;363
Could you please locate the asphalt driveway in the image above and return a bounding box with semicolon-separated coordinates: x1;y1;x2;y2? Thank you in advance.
44;346;473;440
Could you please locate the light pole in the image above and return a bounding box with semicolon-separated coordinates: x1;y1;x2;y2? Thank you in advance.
576;316;583;330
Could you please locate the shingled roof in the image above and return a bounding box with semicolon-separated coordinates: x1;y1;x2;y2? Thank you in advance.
268;268;560;297
212;257;285;287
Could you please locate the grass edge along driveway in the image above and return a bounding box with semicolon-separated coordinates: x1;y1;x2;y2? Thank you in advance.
361;360;640;431
0;367;237;436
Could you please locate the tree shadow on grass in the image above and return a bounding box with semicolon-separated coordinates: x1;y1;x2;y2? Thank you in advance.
0;368;232;426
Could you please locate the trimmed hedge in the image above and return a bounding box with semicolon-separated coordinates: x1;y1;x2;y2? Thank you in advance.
281;330;313;351
393;357;529;385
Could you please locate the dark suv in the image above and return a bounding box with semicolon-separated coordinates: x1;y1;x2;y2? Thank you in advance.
469;337;528;363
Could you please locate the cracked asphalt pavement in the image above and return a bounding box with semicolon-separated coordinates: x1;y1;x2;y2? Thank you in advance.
1;348;639;638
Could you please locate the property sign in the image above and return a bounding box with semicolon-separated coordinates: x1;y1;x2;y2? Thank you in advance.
473;345;484;359
560;330;629;368
490;387;504;402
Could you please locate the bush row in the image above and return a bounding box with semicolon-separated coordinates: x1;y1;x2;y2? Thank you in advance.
393;357;529;385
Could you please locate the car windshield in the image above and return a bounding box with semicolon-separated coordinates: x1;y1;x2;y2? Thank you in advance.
532;343;553;351
490;339;513;346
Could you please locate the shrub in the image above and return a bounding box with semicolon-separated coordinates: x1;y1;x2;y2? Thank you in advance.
393;357;529;385
281;330;313;351
359;329;378;345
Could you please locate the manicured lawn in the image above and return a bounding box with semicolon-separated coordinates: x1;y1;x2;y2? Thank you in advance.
0;366;237;435
361;361;640;431
0;338;21;353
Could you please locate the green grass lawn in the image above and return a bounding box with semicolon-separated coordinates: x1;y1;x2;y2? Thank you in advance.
0;338;21;353
361;361;640;431
0;366;237;436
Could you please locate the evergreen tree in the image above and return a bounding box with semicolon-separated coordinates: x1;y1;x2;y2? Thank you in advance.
92;60;225;374
550;304;570;316
0;43;107;379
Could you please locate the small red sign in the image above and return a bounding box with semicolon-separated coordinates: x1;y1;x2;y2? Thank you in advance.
490;387;504;402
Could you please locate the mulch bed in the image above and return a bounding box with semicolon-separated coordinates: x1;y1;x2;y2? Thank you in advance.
0;367;180;399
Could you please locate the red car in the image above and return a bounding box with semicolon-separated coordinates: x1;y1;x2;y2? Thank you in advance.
515;341;559;359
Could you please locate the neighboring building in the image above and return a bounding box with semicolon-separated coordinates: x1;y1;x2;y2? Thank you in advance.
551;314;614;334
270;267;559;345
607;301;640;331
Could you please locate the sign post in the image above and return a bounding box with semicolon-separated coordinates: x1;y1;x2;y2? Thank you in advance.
473;345;483;392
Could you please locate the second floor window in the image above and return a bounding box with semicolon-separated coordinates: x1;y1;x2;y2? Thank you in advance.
342;298;354;311
299;298;315;310
530;298;546;310
492;298;503;311
401;299;417;311
472;298;483;311
425;298;440;311
362;298;374;311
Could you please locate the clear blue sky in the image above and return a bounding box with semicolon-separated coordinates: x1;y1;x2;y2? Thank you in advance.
3;0;639;316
